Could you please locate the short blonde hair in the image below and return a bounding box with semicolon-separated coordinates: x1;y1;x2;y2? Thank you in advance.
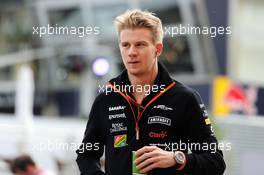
114;9;163;44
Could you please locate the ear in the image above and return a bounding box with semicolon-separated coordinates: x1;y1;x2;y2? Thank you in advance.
155;43;163;57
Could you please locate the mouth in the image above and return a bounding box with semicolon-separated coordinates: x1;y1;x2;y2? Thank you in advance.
128;61;140;64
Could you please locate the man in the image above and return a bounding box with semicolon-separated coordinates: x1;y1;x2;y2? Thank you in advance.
10;154;55;175
76;9;226;175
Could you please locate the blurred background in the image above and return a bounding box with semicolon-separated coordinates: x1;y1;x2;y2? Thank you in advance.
0;0;263;174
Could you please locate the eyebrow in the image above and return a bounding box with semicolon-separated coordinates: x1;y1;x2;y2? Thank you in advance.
120;40;148;44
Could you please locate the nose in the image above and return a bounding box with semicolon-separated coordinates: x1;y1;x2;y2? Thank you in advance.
128;46;138;57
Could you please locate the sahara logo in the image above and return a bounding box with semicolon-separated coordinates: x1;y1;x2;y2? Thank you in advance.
109;106;126;111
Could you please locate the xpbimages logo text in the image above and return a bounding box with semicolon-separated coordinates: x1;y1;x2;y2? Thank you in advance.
32;140;100;153
164;24;232;38
32;24;100;38
98;83;166;96
150;141;232;154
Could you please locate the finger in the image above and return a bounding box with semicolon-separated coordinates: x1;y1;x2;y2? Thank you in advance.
140;161;160;174
136;156;160;170
135;151;158;165
135;146;157;157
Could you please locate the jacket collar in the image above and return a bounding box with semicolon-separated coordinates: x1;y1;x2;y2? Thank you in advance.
108;62;174;106
109;61;173;90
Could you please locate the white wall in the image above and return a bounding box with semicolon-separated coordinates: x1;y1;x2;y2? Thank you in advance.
228;0;264;86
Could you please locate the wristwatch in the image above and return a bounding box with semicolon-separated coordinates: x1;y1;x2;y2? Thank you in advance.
174;151;186;170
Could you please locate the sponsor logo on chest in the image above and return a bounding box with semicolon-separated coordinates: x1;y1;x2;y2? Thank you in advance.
149;131;168;139
110;122;127;133
108;113;126;120
109;106;126;111
148;116;171;126
152;105;173;111
114;134;127;148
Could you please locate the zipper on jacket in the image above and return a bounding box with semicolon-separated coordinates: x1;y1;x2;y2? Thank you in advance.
136;106;141;140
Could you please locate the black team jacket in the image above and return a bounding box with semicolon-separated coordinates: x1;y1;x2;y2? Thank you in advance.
76;62;226;175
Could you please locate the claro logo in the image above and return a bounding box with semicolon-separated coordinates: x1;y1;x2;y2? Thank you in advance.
149;131;167;139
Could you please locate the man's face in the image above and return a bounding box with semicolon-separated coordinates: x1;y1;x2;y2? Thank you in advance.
119;28;163;76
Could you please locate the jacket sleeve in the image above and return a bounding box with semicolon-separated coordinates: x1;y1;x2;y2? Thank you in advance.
76;96;105;175
181;90;226;175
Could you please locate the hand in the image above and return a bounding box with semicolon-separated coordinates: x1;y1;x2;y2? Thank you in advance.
134;146;176;174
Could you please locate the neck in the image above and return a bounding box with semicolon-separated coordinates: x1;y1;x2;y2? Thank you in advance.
128;64;158;104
